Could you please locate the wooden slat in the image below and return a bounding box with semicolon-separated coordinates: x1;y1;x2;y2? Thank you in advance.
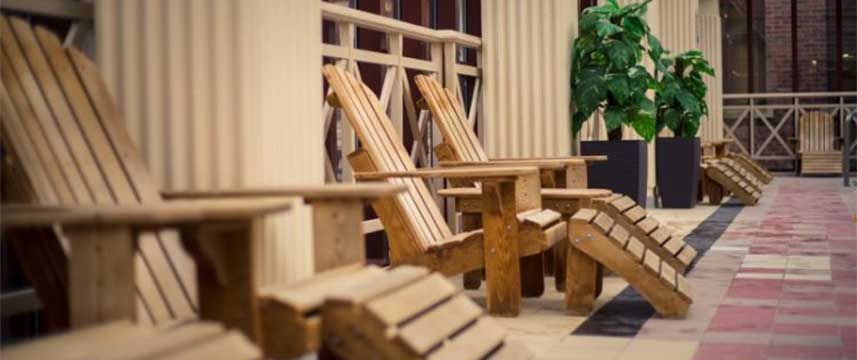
608;224;630;248
609;196;636;213
396;294;482;355
366;272;457;327
659;262;677;289
650;227;672;245
427;318;505;360
623;206;646;224
662;237;686;256
625;237;645;262
637;218;659;235
328;265;429;305
571;208;598;223
676;245;697;267
642;249;660;275
263;265;381;314
676;274;693;301
592;212;614;234
489;342;533;360
157;330;262;360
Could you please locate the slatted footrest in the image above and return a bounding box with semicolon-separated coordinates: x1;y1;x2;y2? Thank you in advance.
569;209;692;318
729;153;773;183
705;162;761;205
259;264;383;358
721;158;764;188
321;266;531;360
591;196;697;273
3;320;261;360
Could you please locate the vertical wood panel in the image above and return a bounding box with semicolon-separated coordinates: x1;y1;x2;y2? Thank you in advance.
96;0;322;286
481;0;576;158
698;0;724;142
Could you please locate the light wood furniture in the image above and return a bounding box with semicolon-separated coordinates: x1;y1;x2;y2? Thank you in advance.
413;75;696;287
794;111;843;175
323;64;568;316
568;208;692;317
699;141;763;206
729;153;773;184
414;74;607;292
322;265;532;359
3;320;261;360
2;16;524;359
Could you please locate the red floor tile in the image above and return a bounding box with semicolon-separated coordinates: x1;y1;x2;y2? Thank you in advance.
709;305;777;332
694;343;767;360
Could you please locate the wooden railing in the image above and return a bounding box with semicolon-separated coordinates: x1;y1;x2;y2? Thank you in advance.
722;92;857;165
320;3;482;234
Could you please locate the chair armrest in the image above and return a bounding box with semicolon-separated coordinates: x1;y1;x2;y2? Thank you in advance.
160;183;405;203
489;155;608;163
438;160;566;171
438;187;611;199
0;199;294;230
353;166;539;181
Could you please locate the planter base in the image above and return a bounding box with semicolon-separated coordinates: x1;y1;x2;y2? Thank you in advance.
656;137;700;208
581;140;648;207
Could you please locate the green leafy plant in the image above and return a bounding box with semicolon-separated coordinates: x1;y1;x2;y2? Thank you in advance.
653;50;715;138
570;0;662;142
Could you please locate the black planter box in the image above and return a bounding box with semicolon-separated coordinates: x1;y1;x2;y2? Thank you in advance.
655;137;701;208
581;140;648;207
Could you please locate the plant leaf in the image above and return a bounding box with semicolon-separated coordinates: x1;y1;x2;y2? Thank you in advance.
607;41;635;69
596;22;623;38
603;107;627;131
606;75;632;104
630;97;657;141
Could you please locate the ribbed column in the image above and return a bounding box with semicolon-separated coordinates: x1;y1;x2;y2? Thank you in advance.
481;0;576;158
96;0;322;285
698;0;724;141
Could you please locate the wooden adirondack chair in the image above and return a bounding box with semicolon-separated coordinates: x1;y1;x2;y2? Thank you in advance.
323;64;572;316
412;74;609;292
2;16;529;360
323;65;692;318
699;140;764;205
412;75;697;291
794;111;843;175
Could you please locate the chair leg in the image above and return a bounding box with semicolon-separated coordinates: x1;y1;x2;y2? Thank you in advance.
708;182;724;205
463;269;483;290
554;241;567;291
461;213;483;290
520;253;545;297
565;244;598;315
481;181;522;317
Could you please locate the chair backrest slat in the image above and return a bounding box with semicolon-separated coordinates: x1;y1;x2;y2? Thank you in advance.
324;65;452;251
414;75;488;162
1;16;196;324
799;111;836;153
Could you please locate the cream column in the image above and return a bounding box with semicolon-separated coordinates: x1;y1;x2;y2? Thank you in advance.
96;0;323;285
480;0;576;158
698;0;725;141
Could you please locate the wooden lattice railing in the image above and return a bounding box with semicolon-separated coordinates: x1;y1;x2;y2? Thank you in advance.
321;3;482;235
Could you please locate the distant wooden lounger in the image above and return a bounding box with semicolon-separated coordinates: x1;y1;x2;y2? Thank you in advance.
794;111;843;175
699;141;764;206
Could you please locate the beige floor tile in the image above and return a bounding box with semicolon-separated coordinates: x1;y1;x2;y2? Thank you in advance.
616;339;699;360
786;255;831;270
703;331;772;344
735;272;784;280
771;333;842;347
741;254;788;269
783;270;832;281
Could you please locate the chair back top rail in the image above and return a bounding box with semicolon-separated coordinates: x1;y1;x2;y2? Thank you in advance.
0;15;196;324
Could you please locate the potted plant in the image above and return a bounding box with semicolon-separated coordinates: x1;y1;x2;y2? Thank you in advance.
571;0;662;207
653;50;715;208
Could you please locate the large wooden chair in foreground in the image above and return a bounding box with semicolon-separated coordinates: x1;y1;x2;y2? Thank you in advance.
1;16;531;359
794;111;843;175
413;75;696;316
324;65;693;318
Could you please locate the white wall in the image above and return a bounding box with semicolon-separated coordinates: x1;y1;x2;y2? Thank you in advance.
480;0;576;158
96;0;323;286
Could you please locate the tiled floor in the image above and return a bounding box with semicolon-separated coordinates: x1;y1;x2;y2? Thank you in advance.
462;176;857;360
